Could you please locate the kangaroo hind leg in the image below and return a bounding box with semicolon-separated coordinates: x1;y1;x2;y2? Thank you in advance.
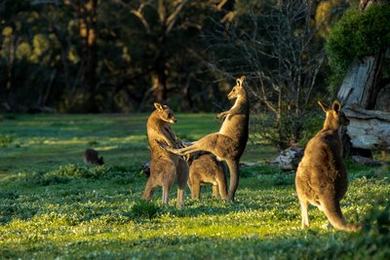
176;159;188;209
143;178;155;201
299;199;309;229
226;159;239;202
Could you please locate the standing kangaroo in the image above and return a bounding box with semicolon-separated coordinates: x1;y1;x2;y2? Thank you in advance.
143;103;188;208
188;153;228;200
295;100;360;232
162;76;249;201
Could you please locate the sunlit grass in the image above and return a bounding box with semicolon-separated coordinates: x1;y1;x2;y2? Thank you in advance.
0;114;389;258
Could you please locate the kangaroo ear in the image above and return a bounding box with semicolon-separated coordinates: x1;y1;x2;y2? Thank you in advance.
332;100;341;113
236;76;245;87
240;75;246;83
154;103;163;111
317;100;328;113
236;78;241;87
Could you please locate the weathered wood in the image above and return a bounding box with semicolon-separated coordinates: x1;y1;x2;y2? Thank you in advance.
344;106;390;150
351;155;385;166
337;56;382;108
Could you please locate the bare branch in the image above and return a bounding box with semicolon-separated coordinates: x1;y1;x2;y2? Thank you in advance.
166;0;189;33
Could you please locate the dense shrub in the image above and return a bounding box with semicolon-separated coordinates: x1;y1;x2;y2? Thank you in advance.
326;5;390;90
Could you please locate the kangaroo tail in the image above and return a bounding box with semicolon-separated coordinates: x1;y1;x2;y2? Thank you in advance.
322;199;361;232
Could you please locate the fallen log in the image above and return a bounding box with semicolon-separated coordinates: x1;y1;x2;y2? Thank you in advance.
351;155;386;166
344;105;390;150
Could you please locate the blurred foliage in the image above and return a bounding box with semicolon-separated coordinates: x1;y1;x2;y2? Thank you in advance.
0;0;218;113
2;0;387;148
0;0;355;115
315;0;348;38
0;135;13;147
326;4;390;92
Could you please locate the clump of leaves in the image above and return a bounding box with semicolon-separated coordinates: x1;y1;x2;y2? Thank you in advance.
0;135;13;147
88;140;98;146
130;200;161;220
9;164;137;186
103;165;137;184
347;205;390;258
326;5;390;91
363;204;390;235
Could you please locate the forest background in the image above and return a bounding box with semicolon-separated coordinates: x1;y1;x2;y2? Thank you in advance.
1;0;390;148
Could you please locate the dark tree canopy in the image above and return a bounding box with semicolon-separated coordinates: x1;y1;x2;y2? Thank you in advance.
2;0;387;149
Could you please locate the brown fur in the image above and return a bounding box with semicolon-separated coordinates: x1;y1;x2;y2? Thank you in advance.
162;76;249;201
143;103;189;208
84;148;104;165
295;100;360;232
188;153;228;200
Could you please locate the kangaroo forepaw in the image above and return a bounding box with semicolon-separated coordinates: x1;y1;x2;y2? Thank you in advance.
217;112;227;120
157;140;167;148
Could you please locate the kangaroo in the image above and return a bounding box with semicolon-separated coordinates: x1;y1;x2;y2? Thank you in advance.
188;152;228;200
161;76;249;201
143;103;188;208
84;148;104;165
295;100;360;232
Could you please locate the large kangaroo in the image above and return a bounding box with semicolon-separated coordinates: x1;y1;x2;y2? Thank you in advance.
143;103;188;208
162;76;249;201
295;100;360;232
188;153;228;200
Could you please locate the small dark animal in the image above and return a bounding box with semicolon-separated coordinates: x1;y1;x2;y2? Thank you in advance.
84;148;104;165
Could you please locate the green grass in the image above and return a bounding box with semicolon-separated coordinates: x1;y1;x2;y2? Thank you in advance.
0;114;389;259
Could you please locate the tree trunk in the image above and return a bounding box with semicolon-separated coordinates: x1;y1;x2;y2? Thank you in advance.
78;0;98;112
337;0;389;154
151;65;167;103
337;53;384;109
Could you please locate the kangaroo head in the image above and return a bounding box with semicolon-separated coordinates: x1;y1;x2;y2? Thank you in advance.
228;76;246;100
318;100;349;130
154;103;177;124
98;156;104;165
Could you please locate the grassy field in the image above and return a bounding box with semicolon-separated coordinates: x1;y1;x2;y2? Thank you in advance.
0;114;389;259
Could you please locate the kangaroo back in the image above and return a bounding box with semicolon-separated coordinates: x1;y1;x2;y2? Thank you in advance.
295;100;360;232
